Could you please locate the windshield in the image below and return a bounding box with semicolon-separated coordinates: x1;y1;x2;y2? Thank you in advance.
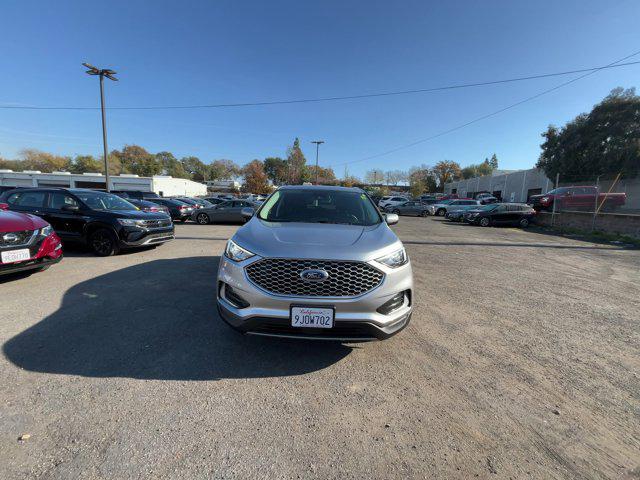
258;189;381;225
74;191;138;211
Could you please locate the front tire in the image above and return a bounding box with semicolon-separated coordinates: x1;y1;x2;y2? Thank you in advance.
519;217;530;228
436;208;446;216
196;213;210;225
420;210;428;217
89;229;119;257
392;209;401;215
479;217;490;227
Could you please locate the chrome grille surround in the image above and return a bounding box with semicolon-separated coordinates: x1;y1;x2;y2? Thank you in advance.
245;258;385;297
0;229;37;248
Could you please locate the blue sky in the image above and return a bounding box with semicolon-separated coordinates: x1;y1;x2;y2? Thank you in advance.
1;0;639;178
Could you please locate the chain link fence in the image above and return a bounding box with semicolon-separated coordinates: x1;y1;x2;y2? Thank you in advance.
445;169;640;239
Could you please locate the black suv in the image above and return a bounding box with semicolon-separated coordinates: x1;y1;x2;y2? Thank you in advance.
0;188;174;256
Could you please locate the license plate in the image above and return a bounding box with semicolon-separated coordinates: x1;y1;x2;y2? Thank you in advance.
1;248;31;264
290;306;334;329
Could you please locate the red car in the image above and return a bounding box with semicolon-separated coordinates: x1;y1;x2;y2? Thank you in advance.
0;204;63;276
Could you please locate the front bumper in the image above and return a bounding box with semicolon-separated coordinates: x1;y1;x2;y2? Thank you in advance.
216;255;413;341
119;227;175;247
0;233;63;276
0;255;62;276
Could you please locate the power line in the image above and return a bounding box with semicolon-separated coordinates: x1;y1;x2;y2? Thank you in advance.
327;49;640;168
1;61;639;111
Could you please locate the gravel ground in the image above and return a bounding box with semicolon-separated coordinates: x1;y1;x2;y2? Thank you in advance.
1;217;639;479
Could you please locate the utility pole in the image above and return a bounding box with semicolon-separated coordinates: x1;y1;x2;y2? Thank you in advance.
311;141;324;185
83;63;118;192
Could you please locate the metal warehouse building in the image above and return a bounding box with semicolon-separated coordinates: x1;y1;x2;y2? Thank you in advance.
444;168;553;203
0;171;207;197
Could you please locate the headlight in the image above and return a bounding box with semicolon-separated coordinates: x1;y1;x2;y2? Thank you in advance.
39;225;54;237
117;218;146;227
375;247;408;268
225;239;255;262
541;196;549;202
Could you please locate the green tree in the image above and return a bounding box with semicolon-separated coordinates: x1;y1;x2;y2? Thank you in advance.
0;157;24;171
71;155;102;173
488;153;499;170
537;87;640;178
113;145;161;177
179;156;207;181
156;151;190;179
19;149;71;172
286;138;307;184
263;157;288;185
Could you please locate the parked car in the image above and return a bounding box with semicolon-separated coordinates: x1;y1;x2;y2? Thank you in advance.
217;185;412;340
0;186;24;195
428;199;479;216
0;188;174;256
151;198;195;222
203;197;227;206
445;202;485;221
115;197;170;216
528;186;626;212
172;196;212;209
111;190;161;200
378;196;409;209
475;193;498;204
384;201;429;217
464;203;536;227
0;206;63;275
193;199;257;224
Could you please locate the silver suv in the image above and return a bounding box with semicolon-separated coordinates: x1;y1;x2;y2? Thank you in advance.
217;185;413;341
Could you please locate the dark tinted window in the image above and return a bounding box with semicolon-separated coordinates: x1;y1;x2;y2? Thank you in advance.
50;192;79;210
7;191;46;208
74;191;137;211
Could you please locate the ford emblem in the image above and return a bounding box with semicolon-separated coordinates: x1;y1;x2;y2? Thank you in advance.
300;269;329;282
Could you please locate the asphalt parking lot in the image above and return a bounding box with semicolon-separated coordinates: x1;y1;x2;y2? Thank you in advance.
1;217;639;479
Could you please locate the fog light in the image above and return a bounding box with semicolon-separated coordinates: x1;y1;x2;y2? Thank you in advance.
377;291;407;315
221;283;250;309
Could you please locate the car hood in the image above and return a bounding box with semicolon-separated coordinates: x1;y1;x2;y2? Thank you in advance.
233;219;402;261
0;211;47;232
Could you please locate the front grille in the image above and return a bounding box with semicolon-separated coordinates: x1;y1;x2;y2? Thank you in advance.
141;219;172;228
0;229;36;248
245;258;384;297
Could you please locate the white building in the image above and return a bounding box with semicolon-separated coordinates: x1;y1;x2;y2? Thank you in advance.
0;170;207;197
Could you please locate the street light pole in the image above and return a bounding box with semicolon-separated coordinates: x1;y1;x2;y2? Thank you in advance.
83;63;118;192
311;140;324;185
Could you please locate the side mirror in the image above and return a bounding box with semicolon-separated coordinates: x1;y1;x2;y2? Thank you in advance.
241;207;254;219
385;213;399;225
0;203;9;211
62;204;80;213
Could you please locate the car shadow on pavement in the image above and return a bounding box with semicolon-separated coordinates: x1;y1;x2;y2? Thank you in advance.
3;256;352;380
